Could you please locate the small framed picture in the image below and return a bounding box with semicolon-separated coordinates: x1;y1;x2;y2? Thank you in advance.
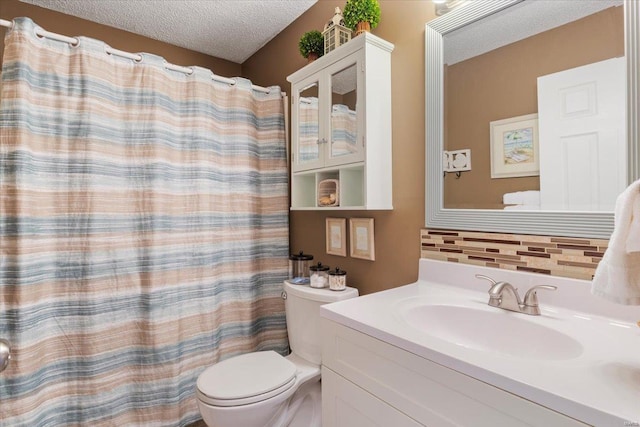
326;218;347;257
490;113;539;179
349;218;375;261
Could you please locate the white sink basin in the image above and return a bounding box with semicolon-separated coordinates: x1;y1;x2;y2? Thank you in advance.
399;303;584;360
321;259;640;425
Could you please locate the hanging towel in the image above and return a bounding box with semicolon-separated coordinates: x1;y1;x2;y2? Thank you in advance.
628;187;640;252
591;179;640;305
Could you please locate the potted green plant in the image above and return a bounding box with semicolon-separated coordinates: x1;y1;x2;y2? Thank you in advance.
343;0;381;35
299;30;324;62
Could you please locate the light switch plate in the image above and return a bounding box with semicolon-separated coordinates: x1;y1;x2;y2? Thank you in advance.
443;149;471;172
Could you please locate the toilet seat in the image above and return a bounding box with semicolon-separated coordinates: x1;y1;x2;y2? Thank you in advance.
196;351;297;407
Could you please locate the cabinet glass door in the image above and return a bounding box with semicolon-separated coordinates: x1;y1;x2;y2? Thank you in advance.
297;81;321;168
329;63;362;164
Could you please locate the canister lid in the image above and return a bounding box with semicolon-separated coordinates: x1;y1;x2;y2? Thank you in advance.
329;267;347;276
289;251;314;261
310;262;330;272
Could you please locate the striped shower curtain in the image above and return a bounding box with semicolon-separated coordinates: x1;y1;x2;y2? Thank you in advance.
0;18;289;426
331;104;357;156
298;96;319;162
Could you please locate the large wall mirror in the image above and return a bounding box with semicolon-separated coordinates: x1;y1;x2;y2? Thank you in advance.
425;0;639;238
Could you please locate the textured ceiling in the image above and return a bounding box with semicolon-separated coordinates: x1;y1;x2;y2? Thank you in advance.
20;0;318;63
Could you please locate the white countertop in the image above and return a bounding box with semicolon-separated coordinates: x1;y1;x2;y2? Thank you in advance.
320;259;640;426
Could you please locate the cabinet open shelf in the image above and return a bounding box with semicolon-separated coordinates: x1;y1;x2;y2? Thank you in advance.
291;164;365;210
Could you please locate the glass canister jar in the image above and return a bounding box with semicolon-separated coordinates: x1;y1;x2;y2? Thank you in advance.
328;267;347;291
289;251;313;284
309;262;330;288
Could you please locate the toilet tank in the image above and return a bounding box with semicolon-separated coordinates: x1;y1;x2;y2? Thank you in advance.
283;280;358;365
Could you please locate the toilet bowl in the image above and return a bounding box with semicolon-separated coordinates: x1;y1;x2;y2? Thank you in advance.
196;281;358;427
197;352;321;427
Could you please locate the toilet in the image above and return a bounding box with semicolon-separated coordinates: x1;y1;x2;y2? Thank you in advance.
196;280;358;427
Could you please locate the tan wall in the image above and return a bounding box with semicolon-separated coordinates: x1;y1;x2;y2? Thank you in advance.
0;0;240;76
243;1;435;295
444;6;624;209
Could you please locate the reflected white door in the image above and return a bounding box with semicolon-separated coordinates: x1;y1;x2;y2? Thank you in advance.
537;57;626;211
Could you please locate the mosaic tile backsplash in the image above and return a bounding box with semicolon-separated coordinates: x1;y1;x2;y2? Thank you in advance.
421;229;609;280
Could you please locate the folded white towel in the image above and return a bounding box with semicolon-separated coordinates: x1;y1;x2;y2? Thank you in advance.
503;204;541;210
503;190;540;206
591;179;640;305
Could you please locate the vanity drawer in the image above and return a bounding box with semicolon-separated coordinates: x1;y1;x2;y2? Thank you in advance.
321;319;588;427
322;366;423;427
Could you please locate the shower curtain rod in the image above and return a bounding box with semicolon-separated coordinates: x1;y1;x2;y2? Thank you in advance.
0;18;271;94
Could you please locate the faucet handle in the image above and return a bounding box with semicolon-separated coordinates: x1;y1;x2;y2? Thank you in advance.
523;285;557;307
475;274;498;288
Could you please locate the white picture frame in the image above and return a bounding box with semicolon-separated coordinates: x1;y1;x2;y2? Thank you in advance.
349;218;375;261
326;218;347;257
490;113;539;179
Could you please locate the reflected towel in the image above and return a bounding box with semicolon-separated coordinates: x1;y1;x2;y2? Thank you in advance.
503;205;541;210
591;179;640;305
502;190;540;205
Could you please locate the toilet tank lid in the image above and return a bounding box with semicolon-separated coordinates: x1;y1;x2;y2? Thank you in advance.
284;281;359;302
197;351;296;401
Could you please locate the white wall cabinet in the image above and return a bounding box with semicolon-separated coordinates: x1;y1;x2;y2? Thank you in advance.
287;33;394;210
321;319;589;427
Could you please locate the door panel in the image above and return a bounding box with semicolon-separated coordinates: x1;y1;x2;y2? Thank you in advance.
537;57;626;211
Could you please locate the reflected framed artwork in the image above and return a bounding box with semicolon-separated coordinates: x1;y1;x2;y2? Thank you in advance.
326;218;347;257
349;218;375;261
490;113;539;178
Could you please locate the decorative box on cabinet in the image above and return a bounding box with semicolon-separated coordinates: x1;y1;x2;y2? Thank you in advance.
287;33;394;210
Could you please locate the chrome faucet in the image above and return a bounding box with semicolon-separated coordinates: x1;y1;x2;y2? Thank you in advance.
475;274;557;316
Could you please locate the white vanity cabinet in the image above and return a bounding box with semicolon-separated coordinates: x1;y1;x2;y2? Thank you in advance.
287;33;394;210
321;319;589;427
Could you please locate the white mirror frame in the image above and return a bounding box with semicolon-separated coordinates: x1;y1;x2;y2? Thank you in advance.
425;0;639;238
